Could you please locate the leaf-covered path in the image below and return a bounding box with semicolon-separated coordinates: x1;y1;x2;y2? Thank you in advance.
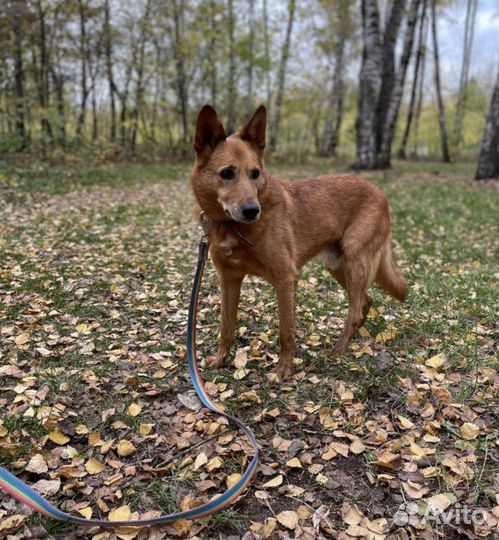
0;162;498;540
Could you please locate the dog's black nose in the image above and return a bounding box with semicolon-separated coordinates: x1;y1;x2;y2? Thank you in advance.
241;203;260;221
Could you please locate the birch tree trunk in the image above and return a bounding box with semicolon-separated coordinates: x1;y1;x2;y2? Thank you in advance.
377;0;421;168
476;70;499;180
431;0;450;163
35;0;52;146
226;0;236;133
319;21;346;157
354;0;382;169
398;0;427;159
269;0;296;152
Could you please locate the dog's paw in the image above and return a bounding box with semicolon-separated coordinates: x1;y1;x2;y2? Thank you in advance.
273;362;294;382
207;354;225;369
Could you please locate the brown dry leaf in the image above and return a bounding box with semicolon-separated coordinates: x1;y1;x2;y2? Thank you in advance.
460;422;480;440
321;447;337;461
342;504;364;526
286;457;302;468
32;478;61;496
15;333;30;346
426;493;457;514
193;452;208;470
398;415;415;429
26;453;48;474
373;451;402;471
277;510;299;530
117;440;136;457
403;480;430;499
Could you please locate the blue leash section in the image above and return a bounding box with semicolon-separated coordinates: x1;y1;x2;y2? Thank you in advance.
0;231;260;527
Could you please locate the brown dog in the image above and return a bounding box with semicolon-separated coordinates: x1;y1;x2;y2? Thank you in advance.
190;105;407;380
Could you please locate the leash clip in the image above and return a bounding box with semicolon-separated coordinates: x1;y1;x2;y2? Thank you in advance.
199;211;211;237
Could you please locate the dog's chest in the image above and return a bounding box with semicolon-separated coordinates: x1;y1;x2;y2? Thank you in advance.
210;231;264;276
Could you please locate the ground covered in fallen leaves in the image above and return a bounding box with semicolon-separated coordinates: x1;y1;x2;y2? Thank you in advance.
0;159;498;540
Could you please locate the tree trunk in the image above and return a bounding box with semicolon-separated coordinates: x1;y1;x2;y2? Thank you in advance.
375;0;407;158
130;0;151;151
76;0;88;140
354;0;382;169
208;0;218;106
246;0;255;114
171;0;188;144
431;0;450;163
226;0;236;133
262;0;272;111
104;0;116;142
269;0;296;152
320;16;347;157
476;70;499;180
398;0;428;159
11;0;26;149
377;0;421;168
35;0;53;146
454;0;477;148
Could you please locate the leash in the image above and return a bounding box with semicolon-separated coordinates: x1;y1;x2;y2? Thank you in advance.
0;213;260;528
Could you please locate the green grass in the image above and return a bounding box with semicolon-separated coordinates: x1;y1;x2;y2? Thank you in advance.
0;158;497;538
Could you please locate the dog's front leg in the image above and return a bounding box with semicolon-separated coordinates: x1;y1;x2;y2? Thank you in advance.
209;275;243;369
274;278;297;380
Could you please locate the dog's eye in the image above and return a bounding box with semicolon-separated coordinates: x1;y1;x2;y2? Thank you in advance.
220;168;235;180
250;168;260;180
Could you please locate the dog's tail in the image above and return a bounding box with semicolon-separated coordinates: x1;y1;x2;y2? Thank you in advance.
376;242;408;302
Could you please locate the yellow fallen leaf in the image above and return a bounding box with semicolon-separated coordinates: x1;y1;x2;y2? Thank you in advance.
460;422;480;440
426;353;446;369
0;514;27;532
286;457;302;468
350;439;366;454
321;447;337;461
77;507;93;519
315;473;328;485
127;403;142;417
139;423;154;435
109;505;131;522
227;473;242;489
375;326;396;343
85;457;105;475
75;323;89;334
48;429;70;445
117;440;136;457
262;474;283;488
206;456;223;472
15;333;30;346
359;327;370;338
277;510;298;530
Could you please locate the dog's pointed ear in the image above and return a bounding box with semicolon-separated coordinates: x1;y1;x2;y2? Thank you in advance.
239;105;266;157
194;105;226;156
